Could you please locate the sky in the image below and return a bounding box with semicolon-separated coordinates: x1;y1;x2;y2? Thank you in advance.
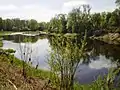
0;0;117;22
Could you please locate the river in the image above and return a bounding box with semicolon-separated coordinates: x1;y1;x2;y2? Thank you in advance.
1;34;120;84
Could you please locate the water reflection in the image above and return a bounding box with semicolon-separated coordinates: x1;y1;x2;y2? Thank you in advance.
1;34;120;84
2;35;47;43
87;39;120;62
2;35;50;70
48;35;118;84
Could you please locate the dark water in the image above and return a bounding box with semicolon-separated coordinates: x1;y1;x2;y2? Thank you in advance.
1;34;120;84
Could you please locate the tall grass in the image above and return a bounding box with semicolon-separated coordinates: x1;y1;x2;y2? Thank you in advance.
0;39;3;47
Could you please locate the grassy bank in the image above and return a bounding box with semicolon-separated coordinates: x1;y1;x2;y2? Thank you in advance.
0;31;13;36
0;49;53;90
1;34;120;90
0;49;120;90
0;39;3;47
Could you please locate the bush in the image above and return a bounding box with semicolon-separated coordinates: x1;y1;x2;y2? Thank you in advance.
5;49;16;53
0;40;3;47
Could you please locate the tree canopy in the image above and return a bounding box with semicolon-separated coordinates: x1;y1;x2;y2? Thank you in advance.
0;4;120;35
0;18;47;31
116;0;120;6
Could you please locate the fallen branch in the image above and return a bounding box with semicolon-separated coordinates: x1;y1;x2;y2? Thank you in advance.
7;79;17;90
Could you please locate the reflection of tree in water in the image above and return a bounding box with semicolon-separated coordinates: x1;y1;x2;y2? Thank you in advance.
48;35;120;66
87;39;120;62
2;35;47;43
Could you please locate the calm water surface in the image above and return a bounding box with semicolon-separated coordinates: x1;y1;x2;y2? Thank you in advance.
2;34;120;84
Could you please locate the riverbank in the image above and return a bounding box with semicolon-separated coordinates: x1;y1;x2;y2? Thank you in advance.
0;49;53;90
0;31;13;36
1;34;120;89
90;33;120;45
0;31;79;37
0;39;3;47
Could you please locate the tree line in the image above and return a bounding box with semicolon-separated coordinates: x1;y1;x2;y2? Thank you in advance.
0;0;120;35
47;0;120;35
47;5;120;35
0;18;47;31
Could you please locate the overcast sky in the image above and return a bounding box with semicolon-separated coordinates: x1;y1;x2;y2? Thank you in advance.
0;0;116;22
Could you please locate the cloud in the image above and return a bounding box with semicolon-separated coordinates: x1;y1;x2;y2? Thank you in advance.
61;0;116;14
2;4;59;22
89;55;117;69
0;0;116;22
61;0;88;13
0;4;18;11
63;0;87;7
91;8;115;13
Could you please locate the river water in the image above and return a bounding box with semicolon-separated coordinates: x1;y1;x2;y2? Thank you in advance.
1;34;120;84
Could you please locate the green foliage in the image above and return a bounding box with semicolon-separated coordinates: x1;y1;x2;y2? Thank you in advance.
116;0;120;6
48;5;91;34
23;37;33;42
0;48;15;54
29;19;38;30
2;53;51;80
48;35;87;90
4;49;16;53
0;17;2;31
0;18;46;32
0;39;3;47
48;34;120;89
74;68;120;90
47;4;120;34
1;48;120;90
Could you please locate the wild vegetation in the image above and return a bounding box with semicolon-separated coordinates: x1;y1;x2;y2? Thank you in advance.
48;35;86;90
48;35;120;90
1;35;120;90
0;40;3;47
1;0;120;90
0;49;54;90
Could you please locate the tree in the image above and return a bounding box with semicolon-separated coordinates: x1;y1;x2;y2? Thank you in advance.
48;35;86;90
29;19;38;30
67;5;91;33
67;10;77;33
116;0;120;6
49;16;60;33
2;20;7;30
57;14;67;33
13;18;21;31
5;19;13;31
108;12;117;27
100;12;107;29
91;13;101;30
38;22;47;31
0;17;3;31
20;20;27;31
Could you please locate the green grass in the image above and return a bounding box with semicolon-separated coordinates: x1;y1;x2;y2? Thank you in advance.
4;49;16;53
7;54;51;80
0;40;3;47
0;48;52;80
0;31;13;36
1;48;120;90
